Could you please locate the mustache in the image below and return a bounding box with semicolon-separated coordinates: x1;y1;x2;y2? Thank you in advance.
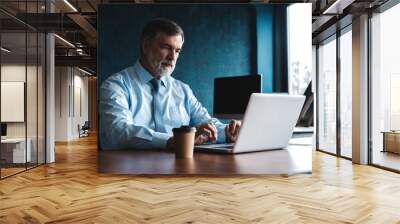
161;60;174;66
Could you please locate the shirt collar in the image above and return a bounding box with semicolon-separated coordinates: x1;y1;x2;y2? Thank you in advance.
134;60;167;88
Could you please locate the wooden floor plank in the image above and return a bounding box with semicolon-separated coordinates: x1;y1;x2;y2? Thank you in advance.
1;135;400;223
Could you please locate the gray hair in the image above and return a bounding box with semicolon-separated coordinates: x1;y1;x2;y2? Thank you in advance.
140;18;184;53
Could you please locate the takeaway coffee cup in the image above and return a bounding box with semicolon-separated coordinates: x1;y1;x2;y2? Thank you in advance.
172;126;196;159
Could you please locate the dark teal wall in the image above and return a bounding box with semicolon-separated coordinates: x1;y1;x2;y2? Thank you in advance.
98;4;286;113
255;5;274;93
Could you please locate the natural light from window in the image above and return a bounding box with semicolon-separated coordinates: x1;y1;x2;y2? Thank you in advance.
287;3;312;95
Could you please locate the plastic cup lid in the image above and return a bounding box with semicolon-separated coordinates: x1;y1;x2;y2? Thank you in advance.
172;125;196;133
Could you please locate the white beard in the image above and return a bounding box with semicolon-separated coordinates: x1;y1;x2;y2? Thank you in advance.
147;52;175;77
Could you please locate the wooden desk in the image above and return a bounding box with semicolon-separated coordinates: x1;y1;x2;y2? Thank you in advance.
98;144;312;175
1;138;31;164
382;131;400;154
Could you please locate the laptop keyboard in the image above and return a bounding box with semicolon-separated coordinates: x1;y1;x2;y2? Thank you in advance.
216;145;234;149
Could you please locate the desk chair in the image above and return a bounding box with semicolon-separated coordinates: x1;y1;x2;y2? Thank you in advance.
78;121;90;138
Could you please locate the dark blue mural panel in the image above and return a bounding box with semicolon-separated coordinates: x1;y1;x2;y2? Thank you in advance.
98;4;279;113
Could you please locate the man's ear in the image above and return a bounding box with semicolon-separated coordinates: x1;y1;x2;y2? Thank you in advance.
141;38;151;53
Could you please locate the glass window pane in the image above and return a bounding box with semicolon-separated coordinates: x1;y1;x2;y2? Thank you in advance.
340;29;352;158
27;31;38;169
318;37;337;154
1;30;28;177
371;3;400;171
0;1;46;179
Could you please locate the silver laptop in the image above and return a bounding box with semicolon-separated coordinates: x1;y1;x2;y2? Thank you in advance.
195;93;306;154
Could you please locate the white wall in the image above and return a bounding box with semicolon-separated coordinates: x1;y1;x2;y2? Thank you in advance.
1;65;27;141
1;63;46;164
72;73;89;138
1;65;41;137
55;66;70;141
55;67;89;141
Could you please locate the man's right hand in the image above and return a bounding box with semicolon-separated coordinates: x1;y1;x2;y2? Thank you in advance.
195;122;217;145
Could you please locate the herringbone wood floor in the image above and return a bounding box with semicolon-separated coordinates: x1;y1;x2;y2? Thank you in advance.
1;135;400;223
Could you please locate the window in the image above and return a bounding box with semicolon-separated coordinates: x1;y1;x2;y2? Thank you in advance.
371;3;400;171
317;37;337;154
339;29;352;158
287;3;312;95
0;1;47;179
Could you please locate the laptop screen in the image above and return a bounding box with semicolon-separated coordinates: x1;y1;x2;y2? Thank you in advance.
1;123;7;137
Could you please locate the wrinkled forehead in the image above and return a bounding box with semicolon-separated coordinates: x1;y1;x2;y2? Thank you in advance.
151;32;184;47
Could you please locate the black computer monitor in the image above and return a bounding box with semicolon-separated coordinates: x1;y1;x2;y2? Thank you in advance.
296;82;313;127
1;123;7;137
214;75;261;119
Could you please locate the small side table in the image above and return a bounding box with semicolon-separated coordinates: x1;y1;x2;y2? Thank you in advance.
381;131;400;154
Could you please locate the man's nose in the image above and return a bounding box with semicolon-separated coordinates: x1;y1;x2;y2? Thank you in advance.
167;50;178;61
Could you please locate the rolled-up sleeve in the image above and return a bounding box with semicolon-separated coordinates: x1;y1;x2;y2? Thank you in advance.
99;76;171;149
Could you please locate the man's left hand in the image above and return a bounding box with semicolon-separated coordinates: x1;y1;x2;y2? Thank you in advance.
225;119;242;143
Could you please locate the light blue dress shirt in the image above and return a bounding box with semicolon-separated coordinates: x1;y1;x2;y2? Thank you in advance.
99;61;227;150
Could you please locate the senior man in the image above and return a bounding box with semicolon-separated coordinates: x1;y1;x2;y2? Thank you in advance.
99;18;241;150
